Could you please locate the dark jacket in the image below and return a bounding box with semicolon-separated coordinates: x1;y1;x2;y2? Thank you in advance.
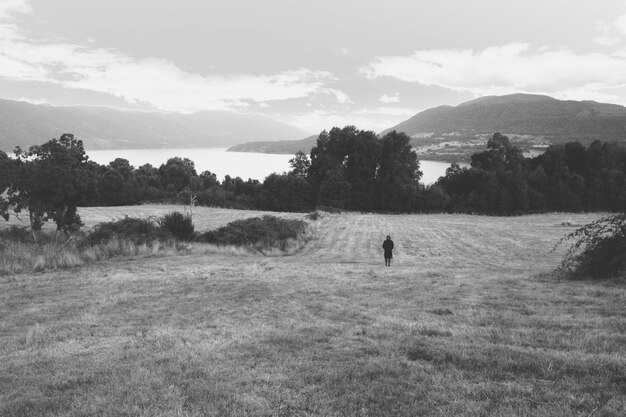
383;239;394;258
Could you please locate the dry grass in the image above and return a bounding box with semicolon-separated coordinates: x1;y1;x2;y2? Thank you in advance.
1;204;304;233
0;205;307;275
1;210;625;416
76;205;305;231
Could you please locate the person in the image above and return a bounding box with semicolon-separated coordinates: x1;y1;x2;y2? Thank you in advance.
382;235;394;266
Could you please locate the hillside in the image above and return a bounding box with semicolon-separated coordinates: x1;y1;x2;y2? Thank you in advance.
0;99;310;152
227;134;318;154
381;94;626;161
2;208;624;416
228;94;626;161
387;93;626;140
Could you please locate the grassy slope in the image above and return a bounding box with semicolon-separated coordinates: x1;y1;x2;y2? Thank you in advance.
1;209;625;416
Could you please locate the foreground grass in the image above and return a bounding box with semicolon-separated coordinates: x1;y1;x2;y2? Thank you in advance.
1;211;625;416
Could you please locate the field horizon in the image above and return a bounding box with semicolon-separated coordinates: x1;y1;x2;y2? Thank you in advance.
1;207;625;416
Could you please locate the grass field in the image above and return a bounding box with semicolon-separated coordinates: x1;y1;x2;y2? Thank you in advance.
1;207;625;416
2;205;304;232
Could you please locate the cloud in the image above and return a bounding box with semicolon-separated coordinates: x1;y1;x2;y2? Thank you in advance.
0;1;342;112
615;13;626;35
362;43;626;103
594;22;620;47
354;106;415;117
62;57;335;112
320;88;353;104
593;11;626;47
0;0;30;20
379;94;399;104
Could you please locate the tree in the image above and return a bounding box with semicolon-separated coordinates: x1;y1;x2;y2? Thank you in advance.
288;151;311;179
0;150;15;220
307;126;421;211
0;150;13;189
436;163;500;213
510;164;529;212
564;141;587;175
344;129;380;209
197;170;220;189
308;127;358;207
319;166;352;209
375;130;422;211
97;158;141;205
159;157;197;192
9;134;95;239
472;132;524;172
134;163;164;201
259;173;313;212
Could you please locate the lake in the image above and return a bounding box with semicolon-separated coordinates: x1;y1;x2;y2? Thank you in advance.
87;148;460;185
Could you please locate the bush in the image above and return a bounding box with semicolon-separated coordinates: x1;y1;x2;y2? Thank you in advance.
0;216;196;276
556;213;626;278
158;211;195;241
86;217;170;246
0;225;32;244
199;215;307;251
315;205;342;214
306;210;321;221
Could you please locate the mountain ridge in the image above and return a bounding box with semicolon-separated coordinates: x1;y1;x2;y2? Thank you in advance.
0;98;310;152
386;93;626;138
226;94;626;162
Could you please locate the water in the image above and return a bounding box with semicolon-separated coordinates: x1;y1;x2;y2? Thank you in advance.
88;148;291;182
87;148;458;185
420;160;459;185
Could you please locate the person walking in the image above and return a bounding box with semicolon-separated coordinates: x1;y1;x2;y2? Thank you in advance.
382;235;394;266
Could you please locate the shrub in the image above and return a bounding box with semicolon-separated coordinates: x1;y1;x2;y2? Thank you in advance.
315;205;342;214
158;211;195;241
556;213;626;278
199;215;307;251
0;217;195;276
306;210;321;221
0;225;32;244
85;217;170;246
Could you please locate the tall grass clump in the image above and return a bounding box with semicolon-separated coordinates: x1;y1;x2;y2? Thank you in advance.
0;225;32;245
85;216;170;246
199;215;308;253
0;215;195;276
556;213;626;279
0;229;85;275
158;211;195;241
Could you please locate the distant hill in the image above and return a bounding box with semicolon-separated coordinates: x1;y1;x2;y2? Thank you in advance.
227;94;626;160
228;135;318;154
0;98;310;152
385;93;626;142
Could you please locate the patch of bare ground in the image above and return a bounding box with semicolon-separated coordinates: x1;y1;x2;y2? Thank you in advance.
1;209;624;416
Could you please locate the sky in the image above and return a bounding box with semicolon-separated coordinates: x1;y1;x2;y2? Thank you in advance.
2;0;626;134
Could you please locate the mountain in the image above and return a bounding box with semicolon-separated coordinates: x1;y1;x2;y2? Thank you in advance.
386;93;626;141
227;135;318;154
0;98;310;152
226;94;626;161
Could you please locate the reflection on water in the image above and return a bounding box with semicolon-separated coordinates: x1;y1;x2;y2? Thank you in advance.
87;148;461;185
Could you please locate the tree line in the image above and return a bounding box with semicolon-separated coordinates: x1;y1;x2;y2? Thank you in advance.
1;129;625;234
433;133;626;214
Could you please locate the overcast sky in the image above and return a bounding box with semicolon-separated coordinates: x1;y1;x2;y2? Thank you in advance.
2;0;626;134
